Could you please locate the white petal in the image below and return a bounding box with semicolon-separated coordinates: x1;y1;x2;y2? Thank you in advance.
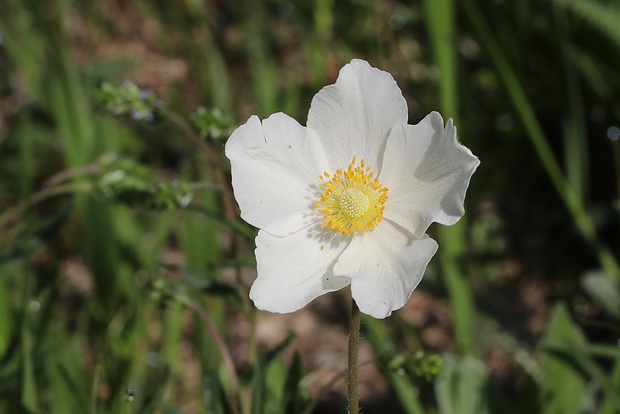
333;221;438;318
250;225;351;313
225;114;329;236
380;112;480;238
307;59;408;172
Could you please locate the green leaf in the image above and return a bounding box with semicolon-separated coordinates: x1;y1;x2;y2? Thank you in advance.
601;354;620;414
265;331;296;365
0;279;13;357
435;354;489;414
541;304;588;414
186;204;257;242
202;367;232;414
540;305;620;413
282;351;303;414
177;266;243;306
0;202;73;267
265;359;287;410
389;370;426;414
20;328;38;413
250;359;266;414
363;317;425;414
581;270;620;320
251;331;296;414
54;361;90;414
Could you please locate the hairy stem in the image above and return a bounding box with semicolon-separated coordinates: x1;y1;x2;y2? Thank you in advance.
347;299;361;413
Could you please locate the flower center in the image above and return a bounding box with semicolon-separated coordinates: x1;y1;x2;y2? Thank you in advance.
315;156;388;235
340;188;369;218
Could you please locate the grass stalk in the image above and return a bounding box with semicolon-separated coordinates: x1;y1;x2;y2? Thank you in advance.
424;0;478;357
462;0;620;284
554;4;589;204
186;300;240;411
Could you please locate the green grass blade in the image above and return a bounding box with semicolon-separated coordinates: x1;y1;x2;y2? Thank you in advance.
205;47;233;111
90;365;100;414
424;0;457;119
554;5;589;203
250;358;266;414
363;317;425;414
461;0;620;284
601;354;620;414
56;361;90;413
552;0;620;50
0;277;13;358
244;4;278;117
424;0;478;358
202;366;231;414
434;355;489;414
281;351;303;414
540;305;587;414
20;323;38;413
389;371;426;414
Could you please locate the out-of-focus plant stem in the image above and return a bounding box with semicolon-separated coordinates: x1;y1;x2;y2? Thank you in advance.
425;0;478;357
186;299;240;412
165;110;236;219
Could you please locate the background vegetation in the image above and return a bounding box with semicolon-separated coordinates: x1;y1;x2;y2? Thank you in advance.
1;0;620;413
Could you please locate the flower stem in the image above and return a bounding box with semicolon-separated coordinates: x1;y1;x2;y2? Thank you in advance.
347;299;361;414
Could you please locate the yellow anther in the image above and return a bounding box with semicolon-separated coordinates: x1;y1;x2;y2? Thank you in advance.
315;157;388;235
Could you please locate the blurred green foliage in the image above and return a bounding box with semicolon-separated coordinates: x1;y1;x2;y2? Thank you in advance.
97;82;162;122
1;0;620;413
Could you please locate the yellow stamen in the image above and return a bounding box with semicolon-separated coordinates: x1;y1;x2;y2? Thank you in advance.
315;157;388;235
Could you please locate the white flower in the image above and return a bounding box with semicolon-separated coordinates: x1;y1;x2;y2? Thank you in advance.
225;59;479;318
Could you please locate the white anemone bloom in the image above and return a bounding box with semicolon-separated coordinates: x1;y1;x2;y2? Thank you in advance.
225;59;479;318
